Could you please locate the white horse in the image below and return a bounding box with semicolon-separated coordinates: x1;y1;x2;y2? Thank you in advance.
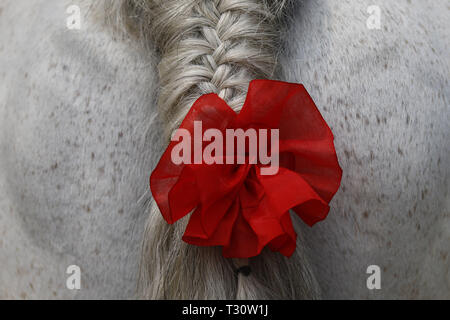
0;0;448;299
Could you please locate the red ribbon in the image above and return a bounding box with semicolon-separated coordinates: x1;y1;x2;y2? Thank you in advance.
150;80;342;258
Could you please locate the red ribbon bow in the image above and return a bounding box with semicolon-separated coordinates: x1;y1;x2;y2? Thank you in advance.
150;80;342;258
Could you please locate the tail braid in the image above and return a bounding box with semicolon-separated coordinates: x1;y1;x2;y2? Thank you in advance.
149;0;279;137
108;0;322;299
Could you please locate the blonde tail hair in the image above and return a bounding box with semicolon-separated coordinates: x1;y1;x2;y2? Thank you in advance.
105;0;321;299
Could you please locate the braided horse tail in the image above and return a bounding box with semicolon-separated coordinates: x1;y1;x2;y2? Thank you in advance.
111;0;321;299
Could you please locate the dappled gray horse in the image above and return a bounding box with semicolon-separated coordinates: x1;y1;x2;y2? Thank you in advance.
0;0;448;299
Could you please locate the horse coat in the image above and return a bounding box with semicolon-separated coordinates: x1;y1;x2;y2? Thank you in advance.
0;0;448;299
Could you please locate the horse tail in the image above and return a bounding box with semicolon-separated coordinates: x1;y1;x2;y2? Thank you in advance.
113;0;321;299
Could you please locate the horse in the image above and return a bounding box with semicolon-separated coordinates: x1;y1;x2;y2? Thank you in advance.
0;0;448;299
